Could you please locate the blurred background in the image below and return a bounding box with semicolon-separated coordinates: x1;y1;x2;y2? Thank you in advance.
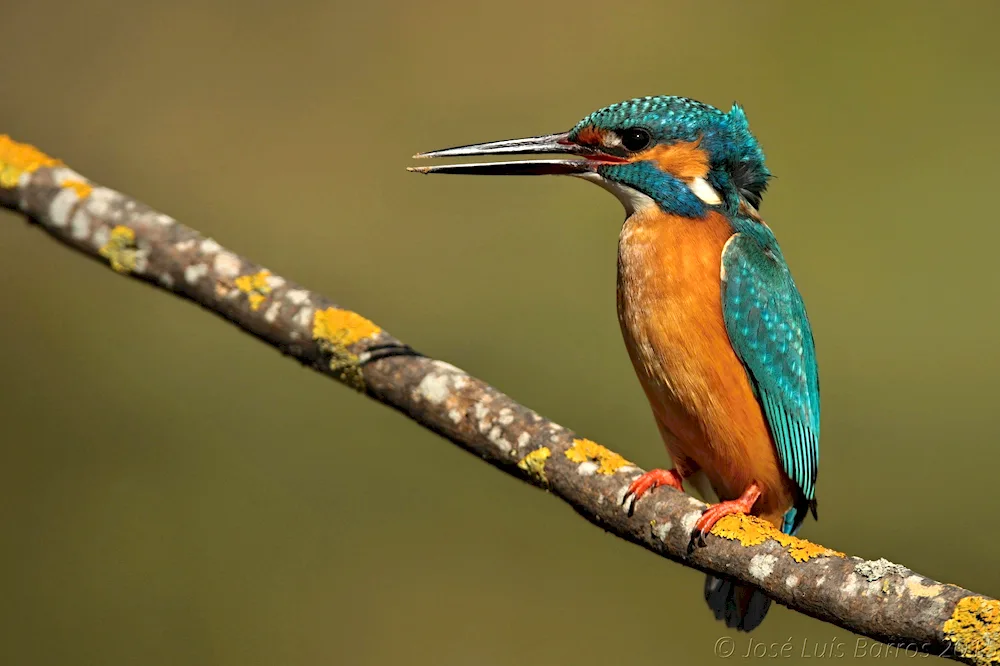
2;1;999;663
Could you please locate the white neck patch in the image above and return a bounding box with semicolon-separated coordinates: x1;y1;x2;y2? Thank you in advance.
574;172;657;217
689;176;722;205
574;171;723;216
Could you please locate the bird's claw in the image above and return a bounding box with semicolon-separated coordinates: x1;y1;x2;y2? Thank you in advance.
621;468;684;516
687;483;762;550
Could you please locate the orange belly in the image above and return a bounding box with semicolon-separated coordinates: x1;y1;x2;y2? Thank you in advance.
617;209;794;527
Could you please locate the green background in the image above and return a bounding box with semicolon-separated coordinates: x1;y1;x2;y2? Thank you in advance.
2;1;999;663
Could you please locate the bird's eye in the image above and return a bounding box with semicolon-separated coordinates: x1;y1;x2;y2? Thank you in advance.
619;128;652;152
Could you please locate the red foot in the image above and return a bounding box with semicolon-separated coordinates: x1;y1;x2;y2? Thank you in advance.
623;468;684;514
692;483;762;546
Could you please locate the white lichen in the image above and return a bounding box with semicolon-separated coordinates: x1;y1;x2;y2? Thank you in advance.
49;188;78;227
415;373;450;405
200;238;222;254
213;252;241;278
786;574;800;588
448;409;463;424
681;511;701;534
70;210;90;240
749;553;777;580
653;521;672;541
293;307;313;330
487;426;512;453
517;432;531;448
576;461;599;476
286;289;310;305
82;187;112;217
50;167;82;186
92;226;109;252
185;263;209;284
855;558;907;582
264;301;281;324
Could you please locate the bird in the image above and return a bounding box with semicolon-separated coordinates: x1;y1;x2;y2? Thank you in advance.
409;96;820;632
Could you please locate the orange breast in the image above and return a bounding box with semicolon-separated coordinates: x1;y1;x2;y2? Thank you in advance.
616;209;794;526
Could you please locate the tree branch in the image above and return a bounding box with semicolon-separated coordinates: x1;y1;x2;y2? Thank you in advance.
2;135;997;665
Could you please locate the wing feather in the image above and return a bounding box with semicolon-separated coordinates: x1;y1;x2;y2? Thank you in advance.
721;230;820;532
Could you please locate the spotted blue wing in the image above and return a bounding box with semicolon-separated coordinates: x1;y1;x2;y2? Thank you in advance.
720;230;820;534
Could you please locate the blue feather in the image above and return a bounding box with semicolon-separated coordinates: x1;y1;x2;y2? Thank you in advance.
721;224;820;534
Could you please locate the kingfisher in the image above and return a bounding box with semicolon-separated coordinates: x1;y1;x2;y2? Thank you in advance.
409;96;820;631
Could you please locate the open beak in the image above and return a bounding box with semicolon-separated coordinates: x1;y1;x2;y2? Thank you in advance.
408;131;624;176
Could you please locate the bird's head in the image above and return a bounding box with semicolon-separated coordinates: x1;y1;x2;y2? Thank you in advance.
411;96;770;219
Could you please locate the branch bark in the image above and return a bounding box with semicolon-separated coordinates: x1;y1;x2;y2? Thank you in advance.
1;135;997;665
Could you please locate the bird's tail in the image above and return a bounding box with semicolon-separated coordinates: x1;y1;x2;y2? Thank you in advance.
704;575;772;632
702;502;808;632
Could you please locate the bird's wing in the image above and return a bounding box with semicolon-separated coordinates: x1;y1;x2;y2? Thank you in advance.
720;231;820;532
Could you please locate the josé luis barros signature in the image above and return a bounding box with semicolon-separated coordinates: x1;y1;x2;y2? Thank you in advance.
713;636;954;659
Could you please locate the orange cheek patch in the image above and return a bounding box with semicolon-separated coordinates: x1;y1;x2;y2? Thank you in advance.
575;125;608;146
632;140;710;180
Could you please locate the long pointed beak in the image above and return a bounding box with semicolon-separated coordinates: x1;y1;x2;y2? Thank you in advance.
408;131;623;176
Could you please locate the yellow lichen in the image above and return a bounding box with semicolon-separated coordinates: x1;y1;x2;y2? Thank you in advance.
311;307;382;391
943;596;1000;666
518;447;551;483
0;135;62;188
312;307;381;345
564;438;633;475
711;513;845;563
710;513;775;547
234;270;272;311
62;179;92;198
98;226;138;274
785;538;843;563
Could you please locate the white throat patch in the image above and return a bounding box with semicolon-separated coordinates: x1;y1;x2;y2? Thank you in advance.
574;172;657;217
575;172;722;215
